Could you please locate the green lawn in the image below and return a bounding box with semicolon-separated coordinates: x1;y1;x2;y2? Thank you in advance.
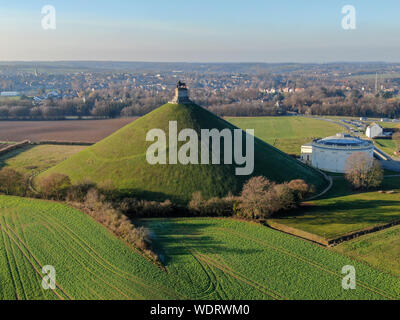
271;176;400;239
226;116;343;155
375;139;399;156
0;145;87;176
2;196;399;300
0;96;21;102
334;225;400;278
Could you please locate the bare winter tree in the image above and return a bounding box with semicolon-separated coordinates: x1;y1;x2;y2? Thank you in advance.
345;152;383;190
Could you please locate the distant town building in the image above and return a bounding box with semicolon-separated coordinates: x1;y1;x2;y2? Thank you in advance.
301;133;374;173
1;91;20;97
366;123;383;138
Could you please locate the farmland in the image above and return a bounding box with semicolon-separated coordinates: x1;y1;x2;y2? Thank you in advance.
0;195;178;300
0;144;87;176
0;116;344;155
1;196;399;300
141;218;400;300
0;118;136;143
226;116;343;155
270;176;400;240
334;225;400;278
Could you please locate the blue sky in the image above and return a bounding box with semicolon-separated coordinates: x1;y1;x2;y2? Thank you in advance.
0;0;399;62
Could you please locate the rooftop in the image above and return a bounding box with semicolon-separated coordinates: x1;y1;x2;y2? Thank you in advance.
314;133;373;148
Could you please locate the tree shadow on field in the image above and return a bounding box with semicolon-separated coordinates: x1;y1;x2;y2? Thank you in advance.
0;145;35;170
139;220;262;266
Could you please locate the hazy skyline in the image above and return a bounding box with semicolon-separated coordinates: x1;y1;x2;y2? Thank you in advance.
0;0;399;62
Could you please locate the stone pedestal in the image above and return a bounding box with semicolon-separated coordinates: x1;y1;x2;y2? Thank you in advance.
170;87;192;104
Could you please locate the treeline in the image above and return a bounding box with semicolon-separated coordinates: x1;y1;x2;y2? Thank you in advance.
0;86;399;120
0;167;314;262
0;167;313;220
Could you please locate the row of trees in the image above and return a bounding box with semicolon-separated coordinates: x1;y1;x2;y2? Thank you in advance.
0;85;399;119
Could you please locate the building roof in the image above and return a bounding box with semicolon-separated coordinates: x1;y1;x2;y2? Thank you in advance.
315;133;372;148
368;122;382;129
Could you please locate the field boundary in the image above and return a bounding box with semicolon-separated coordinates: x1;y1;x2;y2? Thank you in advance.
33;141;94;146
0;140;31;156
0;140;92;158
266;219;400;247
265;220;330;246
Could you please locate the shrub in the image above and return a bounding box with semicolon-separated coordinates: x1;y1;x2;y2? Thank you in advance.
188;192;237;216
345;152;383;190
0;168;28;196
39;173;72;200
66;180;96;202
268;183;297;212
119;198;175;217
288;179;314;201
237;176;311;219
72;188;157;260
237;176;275;219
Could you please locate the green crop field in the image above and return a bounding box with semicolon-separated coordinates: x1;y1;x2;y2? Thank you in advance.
271;176;400;239
1;196;399;300
334;225;400;278
0;145;87;176
0;195;180;300
226;116;343;155
141;218;400;300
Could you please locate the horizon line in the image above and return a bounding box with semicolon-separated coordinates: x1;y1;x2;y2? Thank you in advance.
0;60;399;65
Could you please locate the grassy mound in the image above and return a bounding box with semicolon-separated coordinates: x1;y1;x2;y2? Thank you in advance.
38;103;327;203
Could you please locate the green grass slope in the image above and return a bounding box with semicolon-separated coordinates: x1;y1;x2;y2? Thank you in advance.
38;103;327;203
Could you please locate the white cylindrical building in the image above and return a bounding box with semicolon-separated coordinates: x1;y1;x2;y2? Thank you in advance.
311;133;374;173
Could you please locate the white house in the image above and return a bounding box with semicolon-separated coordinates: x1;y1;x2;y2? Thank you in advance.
366;123;383;138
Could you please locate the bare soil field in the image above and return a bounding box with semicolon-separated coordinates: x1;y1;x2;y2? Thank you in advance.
0;118;137;143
